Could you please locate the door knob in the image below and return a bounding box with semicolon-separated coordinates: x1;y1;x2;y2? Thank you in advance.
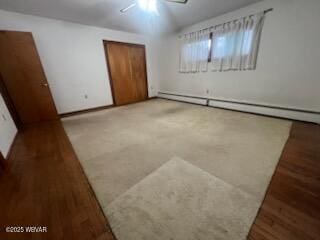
43;83;48;87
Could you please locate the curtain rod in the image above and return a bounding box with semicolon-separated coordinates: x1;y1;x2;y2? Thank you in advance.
179;8;273;38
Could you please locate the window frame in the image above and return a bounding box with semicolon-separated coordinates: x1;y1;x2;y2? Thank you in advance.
207;32;213;63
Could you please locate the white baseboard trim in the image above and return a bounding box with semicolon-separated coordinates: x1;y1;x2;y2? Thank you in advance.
158;93;207;106
208;100;320;123
158;92;320;124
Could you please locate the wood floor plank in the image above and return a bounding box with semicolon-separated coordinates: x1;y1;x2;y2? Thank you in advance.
248;122;320;240
0;121;116;240
0;119;319;240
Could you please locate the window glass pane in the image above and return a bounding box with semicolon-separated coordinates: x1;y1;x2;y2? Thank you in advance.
182;39;211;61
212;29;254;58
242;29;254;55
214;36;227;58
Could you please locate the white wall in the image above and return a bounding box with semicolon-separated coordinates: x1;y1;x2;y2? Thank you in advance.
1;0;319;122
158;0;320;115
0;9;160;114
0;94;17;157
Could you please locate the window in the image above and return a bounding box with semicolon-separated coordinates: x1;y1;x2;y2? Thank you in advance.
179;30;211;73
181;38;211;62
212;29;254;59
179;12;265;73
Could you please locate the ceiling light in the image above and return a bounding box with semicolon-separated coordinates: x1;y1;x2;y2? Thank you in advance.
138;0;158;13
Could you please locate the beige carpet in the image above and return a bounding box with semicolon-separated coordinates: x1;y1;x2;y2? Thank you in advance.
107;157;260;240
62;99;291;239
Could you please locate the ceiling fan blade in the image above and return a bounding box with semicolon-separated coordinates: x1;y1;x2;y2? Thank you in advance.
120;3;137;13
165;0;188;3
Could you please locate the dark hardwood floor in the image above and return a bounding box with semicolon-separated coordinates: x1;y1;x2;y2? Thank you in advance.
248;122;320;240
0;120;319;240
0;121;116;240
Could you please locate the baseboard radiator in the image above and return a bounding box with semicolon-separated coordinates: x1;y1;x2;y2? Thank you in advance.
158;92;320;124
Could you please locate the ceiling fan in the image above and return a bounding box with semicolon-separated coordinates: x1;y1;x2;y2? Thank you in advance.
120;0;188;13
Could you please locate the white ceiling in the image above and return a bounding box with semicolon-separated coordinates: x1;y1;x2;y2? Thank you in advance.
0;0;263;34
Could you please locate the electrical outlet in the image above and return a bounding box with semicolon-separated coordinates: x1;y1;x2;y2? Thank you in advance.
84;94;88;99
206;89;210;94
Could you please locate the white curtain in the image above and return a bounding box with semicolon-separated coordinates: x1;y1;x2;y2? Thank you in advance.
179;29;211;73
211;12;265;71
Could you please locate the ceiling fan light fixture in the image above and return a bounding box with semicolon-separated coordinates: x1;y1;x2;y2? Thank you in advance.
120;0;188;14
138;0;158;13
166;0;188;3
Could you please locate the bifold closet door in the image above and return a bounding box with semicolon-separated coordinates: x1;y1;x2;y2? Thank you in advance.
129;45;148;102
104;41;148;106
0;31;58;124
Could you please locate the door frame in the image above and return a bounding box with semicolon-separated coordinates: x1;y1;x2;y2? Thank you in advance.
0;73;21;129
102;40;149;106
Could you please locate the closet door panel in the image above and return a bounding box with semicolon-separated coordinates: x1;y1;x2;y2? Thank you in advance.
106;42;136;105
104;41;148;106
129;45;148;102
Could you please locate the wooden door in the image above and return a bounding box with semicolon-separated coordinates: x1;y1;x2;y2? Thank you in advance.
0;31;58;124
104;41;148;106
129;46;148;101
